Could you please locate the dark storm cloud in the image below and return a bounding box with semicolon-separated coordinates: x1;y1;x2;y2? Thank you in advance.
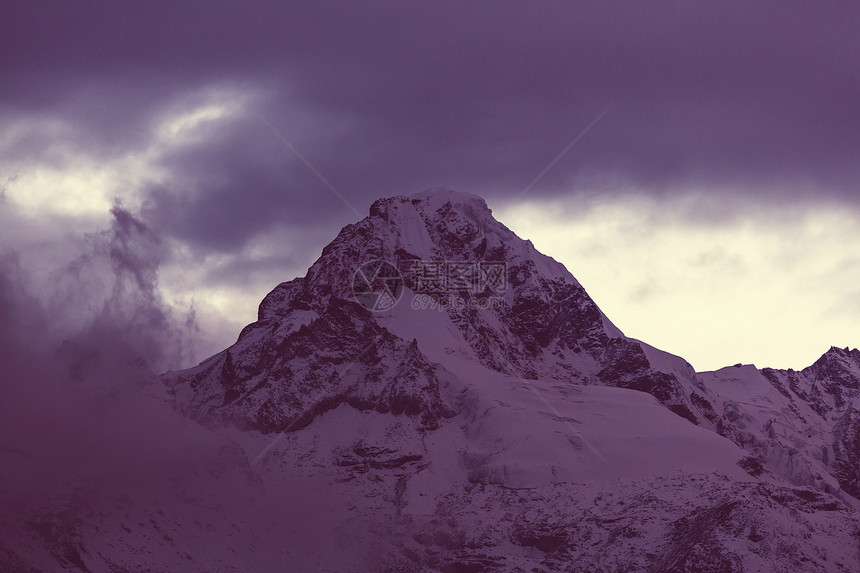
139;110;363;251
3;1;859;253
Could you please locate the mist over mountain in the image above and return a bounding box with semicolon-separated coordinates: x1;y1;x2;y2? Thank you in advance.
1;189;859;572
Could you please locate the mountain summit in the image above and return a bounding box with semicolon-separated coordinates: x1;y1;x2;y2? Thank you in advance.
168;188;725;435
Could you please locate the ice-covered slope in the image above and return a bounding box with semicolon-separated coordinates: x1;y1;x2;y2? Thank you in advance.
237;374;860;572
702;347;860;504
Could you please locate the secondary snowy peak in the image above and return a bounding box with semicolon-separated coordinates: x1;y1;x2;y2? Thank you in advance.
761;346;860;418
702;346;860;501
805;346;860;394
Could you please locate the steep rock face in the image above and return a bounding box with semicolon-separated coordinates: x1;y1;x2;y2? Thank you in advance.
385;192;709;427
167;296;452;433
834;402;860;499
803;348;860;498
802;347;860;413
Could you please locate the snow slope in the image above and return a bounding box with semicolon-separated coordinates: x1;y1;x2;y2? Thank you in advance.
701;348;860;506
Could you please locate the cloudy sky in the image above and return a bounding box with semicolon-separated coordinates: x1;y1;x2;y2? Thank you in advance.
1;1;858;372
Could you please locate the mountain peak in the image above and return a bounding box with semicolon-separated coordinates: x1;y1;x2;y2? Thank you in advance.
167;188;733;436
366;188;499;245
369;187;490;217
824;345;860;358
807;345;860;378
813;345;860;369
409;187;490;211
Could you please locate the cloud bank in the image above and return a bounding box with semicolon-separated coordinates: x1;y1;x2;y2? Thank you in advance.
1;0;857;369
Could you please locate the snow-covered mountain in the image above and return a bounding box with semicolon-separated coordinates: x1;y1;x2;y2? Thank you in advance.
169;189;716;434
702;347;860;500
3;188;859;572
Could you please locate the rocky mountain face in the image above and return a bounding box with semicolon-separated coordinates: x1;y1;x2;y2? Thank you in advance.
702;347;860;502
171;294;451;434
4;188;859;572
167;189;717;438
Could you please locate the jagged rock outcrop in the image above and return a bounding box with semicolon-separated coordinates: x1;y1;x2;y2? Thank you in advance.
168;296;452;433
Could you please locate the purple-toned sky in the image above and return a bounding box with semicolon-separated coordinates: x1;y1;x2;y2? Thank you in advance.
1;1;858;370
